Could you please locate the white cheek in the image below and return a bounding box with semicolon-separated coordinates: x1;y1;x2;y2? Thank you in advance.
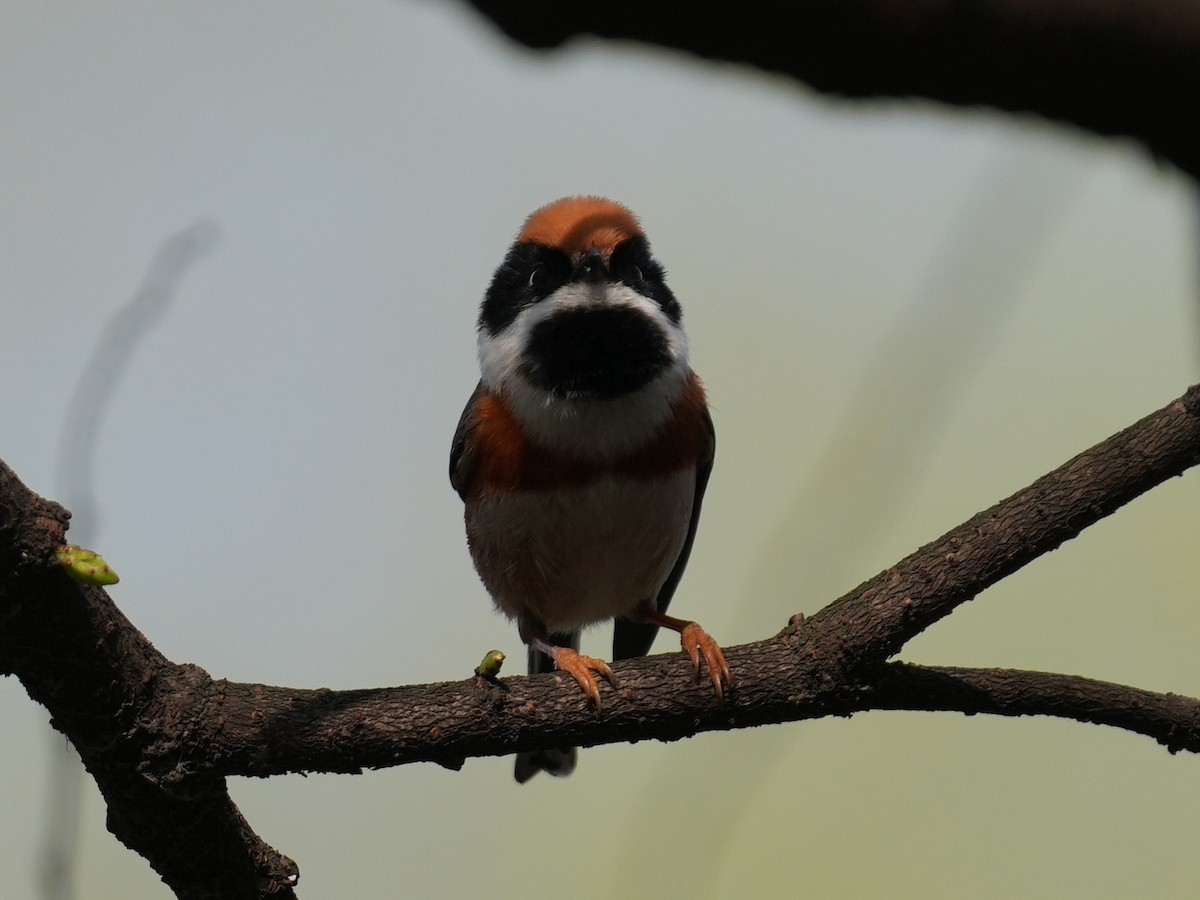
477;324;524;392
477;285;569;393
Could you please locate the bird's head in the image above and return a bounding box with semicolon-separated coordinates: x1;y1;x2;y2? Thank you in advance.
476;197;692;450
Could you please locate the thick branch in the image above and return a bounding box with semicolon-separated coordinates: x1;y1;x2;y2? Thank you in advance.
3;383;1198;898
0;477;297;900
154;649;1200;779
462;0;1200;179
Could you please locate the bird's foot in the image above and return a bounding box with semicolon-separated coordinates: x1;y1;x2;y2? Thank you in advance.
679;622;733;702
550;646;617;710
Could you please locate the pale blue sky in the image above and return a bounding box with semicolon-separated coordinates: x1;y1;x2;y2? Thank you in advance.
2;2;1198;898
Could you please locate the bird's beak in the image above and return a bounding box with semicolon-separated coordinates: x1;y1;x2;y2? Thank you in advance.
572;248;609;284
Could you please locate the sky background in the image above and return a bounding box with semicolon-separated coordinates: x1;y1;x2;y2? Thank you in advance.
2;1;1199;897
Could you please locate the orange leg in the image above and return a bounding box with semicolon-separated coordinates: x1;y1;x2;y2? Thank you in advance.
636;608;733;701
526;632;617;710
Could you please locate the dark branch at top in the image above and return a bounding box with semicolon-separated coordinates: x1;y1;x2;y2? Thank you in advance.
463;0;1200;178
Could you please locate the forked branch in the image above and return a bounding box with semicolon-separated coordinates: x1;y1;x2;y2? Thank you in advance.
2;385;1197;897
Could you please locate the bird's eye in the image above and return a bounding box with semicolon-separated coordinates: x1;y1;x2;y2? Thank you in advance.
528;265;543;289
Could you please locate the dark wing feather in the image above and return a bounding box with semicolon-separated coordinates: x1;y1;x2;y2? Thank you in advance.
612;405;715;661
449;380;485;500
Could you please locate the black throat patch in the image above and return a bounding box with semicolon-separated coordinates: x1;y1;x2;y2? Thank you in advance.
521;304;672;399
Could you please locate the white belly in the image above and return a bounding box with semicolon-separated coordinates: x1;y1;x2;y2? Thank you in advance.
466;469;696;632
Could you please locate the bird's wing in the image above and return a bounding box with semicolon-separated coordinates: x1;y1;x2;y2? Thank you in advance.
612;405;715;661
449;380;485;500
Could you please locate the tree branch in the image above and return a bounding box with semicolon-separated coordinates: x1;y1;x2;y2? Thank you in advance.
3;384;1198;896
805;383;1200;667
0;482;297;900
460;0;1200;179
869;662;1200;753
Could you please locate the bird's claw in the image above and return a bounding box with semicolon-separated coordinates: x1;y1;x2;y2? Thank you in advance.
550;647;618;710
679;622;733;702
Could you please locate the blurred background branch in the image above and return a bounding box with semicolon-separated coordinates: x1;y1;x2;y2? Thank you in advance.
41;221;219;900
463;0;1200;178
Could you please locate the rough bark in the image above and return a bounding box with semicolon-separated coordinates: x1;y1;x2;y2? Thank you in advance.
0;486;298;899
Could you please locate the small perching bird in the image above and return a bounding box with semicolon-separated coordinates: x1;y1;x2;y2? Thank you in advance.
450;196;731;782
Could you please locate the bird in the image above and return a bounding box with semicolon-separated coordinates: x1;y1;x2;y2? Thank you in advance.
450;196;731;782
